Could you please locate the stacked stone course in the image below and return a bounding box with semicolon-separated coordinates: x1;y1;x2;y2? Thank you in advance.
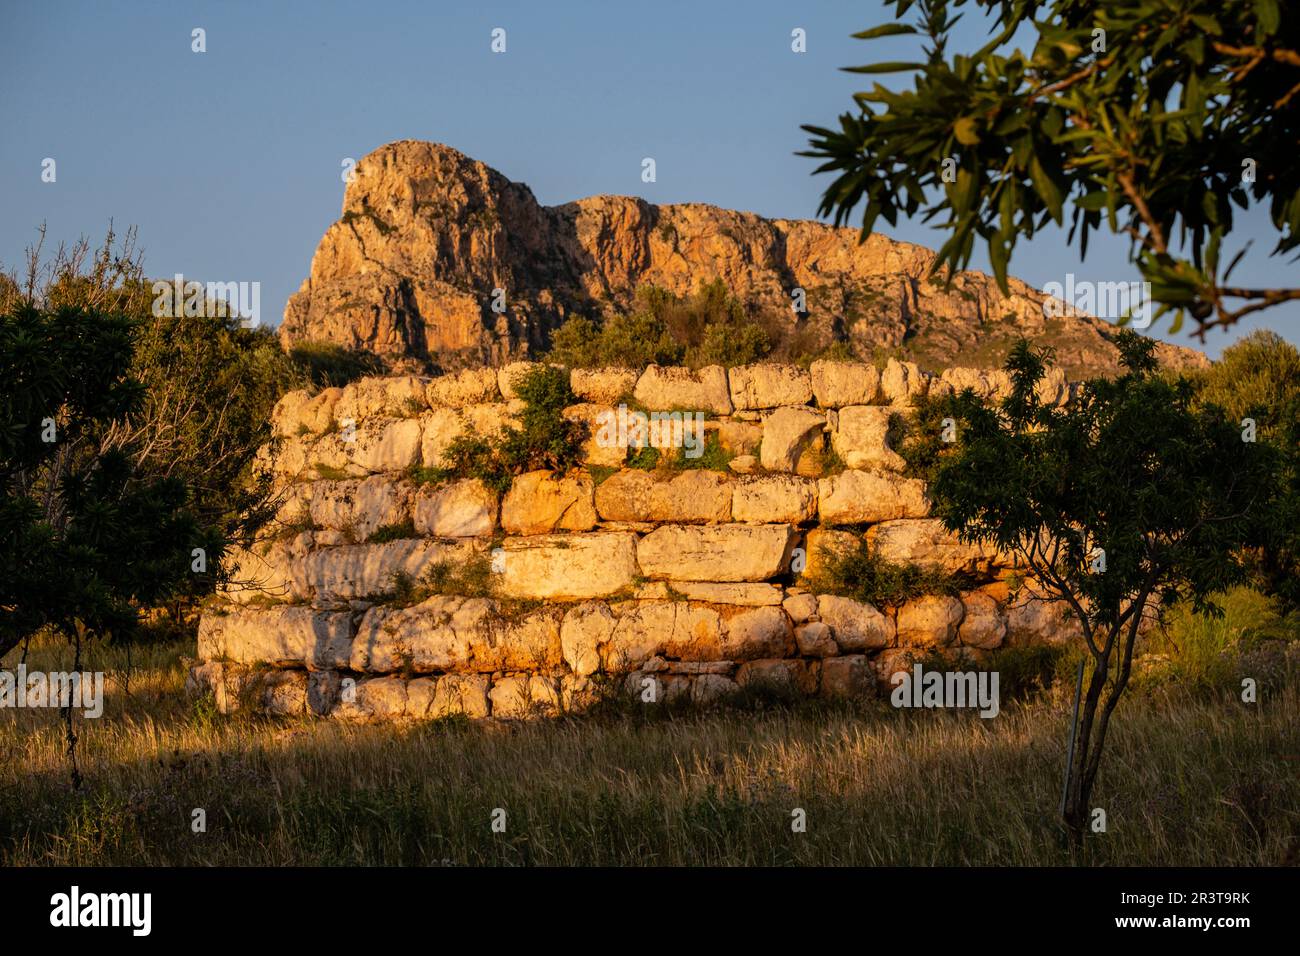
190;358;1082;719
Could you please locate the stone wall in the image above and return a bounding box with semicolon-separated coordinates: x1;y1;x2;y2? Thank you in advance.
188;358;1083;720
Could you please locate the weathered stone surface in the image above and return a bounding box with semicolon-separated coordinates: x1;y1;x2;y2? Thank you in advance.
872;648;919;688
307;670;342;716
302;538;483;601
427;368;499;407
335;677;409;721
831;405;906;472
820;655;874;698
220;541;307;604
501;470;597;534
634;365;732;415
721;605;793;659
728;363;813;410
561;601;617;676
496;361;540;401
759;407;825;472
271;389;314;439
794;621;838;657
637;524;796;582
817;595;893;651
663;582;783;605
594;469;731;524
412;479;498;537
432;674;491;718
736;659;816;694
571;367;638;404
347;417;423;473
499;533;640;600
897;595;964;647
715;420;762;455
817;470;929;524
309;475;414;539
958;591;1006;649
606;601;723;667
810;361;882;408
783;591;820;624
866;518;996;575
352;596;562;673
336;376;429;422
1004;584;1084;645
801;529;860;582
198;605;354;669
881;358;927;405
490;674;563;718
565;403;626;468
731;475;817;524
692;673;741;704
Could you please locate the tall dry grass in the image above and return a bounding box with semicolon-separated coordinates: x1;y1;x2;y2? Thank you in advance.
1;631;1296;866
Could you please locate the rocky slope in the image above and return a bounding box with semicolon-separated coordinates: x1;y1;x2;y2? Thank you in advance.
280;140;1205;378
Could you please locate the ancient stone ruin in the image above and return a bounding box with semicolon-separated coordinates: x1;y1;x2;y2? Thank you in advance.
189;358;1090;720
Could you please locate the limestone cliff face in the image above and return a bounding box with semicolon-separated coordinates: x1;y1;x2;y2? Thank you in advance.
280;140;1205;377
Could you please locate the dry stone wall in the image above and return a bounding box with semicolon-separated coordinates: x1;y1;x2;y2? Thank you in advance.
189;359;1084;720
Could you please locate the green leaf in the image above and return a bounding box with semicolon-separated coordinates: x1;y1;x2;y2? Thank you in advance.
841;62;924;74
851;23;918;40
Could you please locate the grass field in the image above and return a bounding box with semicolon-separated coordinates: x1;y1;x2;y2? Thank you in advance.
1;630;1297;866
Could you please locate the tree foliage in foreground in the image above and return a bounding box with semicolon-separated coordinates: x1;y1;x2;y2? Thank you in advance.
924;330;1278;840
804;0;1300;338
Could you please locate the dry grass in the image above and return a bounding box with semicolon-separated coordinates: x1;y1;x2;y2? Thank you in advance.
1;634;1296;866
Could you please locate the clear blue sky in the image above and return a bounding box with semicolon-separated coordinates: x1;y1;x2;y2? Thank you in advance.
1;0;1294;358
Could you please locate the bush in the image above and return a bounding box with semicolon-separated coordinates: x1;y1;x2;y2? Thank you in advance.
368;520;416;544
1152;587;1299;690
288;341;385;389
806;538;962;605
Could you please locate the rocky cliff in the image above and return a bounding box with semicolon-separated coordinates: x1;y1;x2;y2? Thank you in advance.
280;141;1205;379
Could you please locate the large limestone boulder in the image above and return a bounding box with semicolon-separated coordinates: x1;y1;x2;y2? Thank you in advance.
412;478;498;537
560;601;617;676
801;528;860;582
353;596;562;673
605;601;724;667
1004;583;1085;645
198;606;354;669
334;677;409;721
431;674;491;718
637;524;796;581
302;538;483;601
501;470;597;534
426;368;499;407
721;605;794;659
759;407;826;472
865;518;997;575
658;582;783;605
736;659;816;694
498;533;640;600
817;470;929;524
731;475;817;524
271;389;313;438
497;362;541;401
336;376;430;423
309;475;414;539
715;419;763;455
816;595;893;651
490;674;563;718
347;417;423;473
564;403;626;468
594;469;731;523
220;541;308;604
830;405;906;472
571;367;638;404
820;655;874;699
958;591;1006;649
810;361;882;408
896;594;964;647
794;621;838;657
728;363;813;409
634;365;732;415
880;358;928;406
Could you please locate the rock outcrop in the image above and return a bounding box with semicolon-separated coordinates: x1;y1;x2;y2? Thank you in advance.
279;140;1206;378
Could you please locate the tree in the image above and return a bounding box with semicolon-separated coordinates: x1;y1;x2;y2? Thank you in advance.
0;303;218;663
803;0;1300;339
921;331;1277;841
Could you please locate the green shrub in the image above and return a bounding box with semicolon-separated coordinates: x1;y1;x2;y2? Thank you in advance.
288;341;384;389
1152;587;1299;689
806;538;963;605
368;520;416;544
